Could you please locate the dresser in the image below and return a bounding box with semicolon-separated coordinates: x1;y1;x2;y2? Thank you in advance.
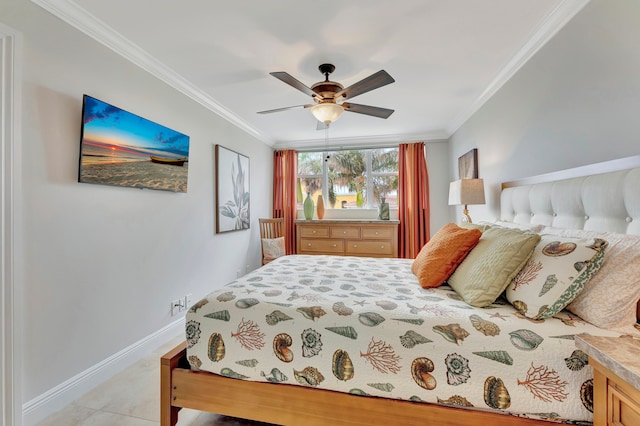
575;334;640;426
296;220;399;258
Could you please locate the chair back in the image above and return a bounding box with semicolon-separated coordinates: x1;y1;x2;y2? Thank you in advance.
259;218;285;239
259;218;285;265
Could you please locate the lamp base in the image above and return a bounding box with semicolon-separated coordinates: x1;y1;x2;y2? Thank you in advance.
461;206;473;223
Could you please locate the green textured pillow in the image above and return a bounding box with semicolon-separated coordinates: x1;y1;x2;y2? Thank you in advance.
506;235;608;319
448;227;541;307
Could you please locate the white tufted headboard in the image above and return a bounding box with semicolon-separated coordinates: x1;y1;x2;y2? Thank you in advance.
500;156;640;236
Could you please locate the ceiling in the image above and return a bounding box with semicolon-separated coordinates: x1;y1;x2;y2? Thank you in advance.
34;0;588;148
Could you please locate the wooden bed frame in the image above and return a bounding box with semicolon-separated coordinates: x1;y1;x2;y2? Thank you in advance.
161;342;555;426
161;156;640;426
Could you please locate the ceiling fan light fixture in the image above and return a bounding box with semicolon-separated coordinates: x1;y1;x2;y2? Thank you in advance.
311;103;344;125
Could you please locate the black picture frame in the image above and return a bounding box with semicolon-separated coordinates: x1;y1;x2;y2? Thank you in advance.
458;148;478;179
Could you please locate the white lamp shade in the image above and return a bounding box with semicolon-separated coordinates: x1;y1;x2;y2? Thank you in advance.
311;103;344;125
448;179;486;206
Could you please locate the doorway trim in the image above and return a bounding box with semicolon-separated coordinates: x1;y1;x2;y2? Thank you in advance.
1;22;22;426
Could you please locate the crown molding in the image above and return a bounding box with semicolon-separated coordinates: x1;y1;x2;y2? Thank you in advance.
30;0;273;146
446;0;591;136
32;0;588;148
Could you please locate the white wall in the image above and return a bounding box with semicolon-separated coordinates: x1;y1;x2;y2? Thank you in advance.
1;0;272;421
448;0;640;222
425;141;450;233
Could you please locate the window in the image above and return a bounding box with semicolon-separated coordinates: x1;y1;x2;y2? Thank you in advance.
298;148;399;209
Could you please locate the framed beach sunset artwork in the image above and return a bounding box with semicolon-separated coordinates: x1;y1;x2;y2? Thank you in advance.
78;95;190;192
215;145;250;233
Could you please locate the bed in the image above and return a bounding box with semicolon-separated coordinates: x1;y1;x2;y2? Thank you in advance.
161;156;640;426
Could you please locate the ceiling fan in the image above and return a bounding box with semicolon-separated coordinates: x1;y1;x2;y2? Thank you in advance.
258;63;395;126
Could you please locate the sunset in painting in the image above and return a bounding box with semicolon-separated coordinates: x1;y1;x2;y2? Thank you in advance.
78;95;190;192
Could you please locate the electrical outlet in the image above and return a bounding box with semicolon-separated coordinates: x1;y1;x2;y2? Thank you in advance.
170;298;184;316
184;294;192;311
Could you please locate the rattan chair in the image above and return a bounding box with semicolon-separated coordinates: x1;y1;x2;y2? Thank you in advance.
259;218;285;265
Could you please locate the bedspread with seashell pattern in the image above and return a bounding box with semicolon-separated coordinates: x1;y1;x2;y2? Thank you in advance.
185;255;621;424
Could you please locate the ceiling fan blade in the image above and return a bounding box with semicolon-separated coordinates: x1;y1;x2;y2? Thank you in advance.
343;103;394;119
257;104;313;114
270;72;318;98
335;70;395;100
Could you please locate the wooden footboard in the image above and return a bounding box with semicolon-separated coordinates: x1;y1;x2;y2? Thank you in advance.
161;342;557;426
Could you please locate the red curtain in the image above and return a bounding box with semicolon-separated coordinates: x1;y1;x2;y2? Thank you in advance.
398;142;430;258
273;150;298;254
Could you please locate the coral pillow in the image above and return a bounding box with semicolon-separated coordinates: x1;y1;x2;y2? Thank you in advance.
411;223;482;288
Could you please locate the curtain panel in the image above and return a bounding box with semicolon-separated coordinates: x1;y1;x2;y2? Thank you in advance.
398;142;430;258
273;150;298;254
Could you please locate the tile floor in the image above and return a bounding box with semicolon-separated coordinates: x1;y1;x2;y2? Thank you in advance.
37;335;271;426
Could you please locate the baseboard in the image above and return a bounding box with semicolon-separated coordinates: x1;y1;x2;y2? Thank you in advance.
22;318;184;426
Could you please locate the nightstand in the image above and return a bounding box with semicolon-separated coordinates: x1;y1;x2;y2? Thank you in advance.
575;334;640;426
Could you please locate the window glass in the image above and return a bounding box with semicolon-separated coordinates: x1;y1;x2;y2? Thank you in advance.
297;147;398;209
328;150;366;208
297;152;323;206
370;148;399;207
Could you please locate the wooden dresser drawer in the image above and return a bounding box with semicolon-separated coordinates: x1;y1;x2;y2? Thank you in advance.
296;220;398;258
299;225;330;238
345;240;394;256
361;227;395;239
330;226;360;238
298;238;344;254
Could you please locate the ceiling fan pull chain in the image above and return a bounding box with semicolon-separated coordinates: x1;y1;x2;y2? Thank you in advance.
325;126;330;162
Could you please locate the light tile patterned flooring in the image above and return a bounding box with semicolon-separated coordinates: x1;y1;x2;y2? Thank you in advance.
37;335;270;426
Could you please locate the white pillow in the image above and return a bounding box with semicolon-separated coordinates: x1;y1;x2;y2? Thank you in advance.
506;234;607;320
262;237;285;262
480;220;545;233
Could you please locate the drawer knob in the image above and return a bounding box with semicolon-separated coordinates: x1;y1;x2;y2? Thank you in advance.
343;231;347;234
332;244;337;248
307;243;311;247
353;244;357;248
381;245;385;249
312;230;316;234
375;231;379;235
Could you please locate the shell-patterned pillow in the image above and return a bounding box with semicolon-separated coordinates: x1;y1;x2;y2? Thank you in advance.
262;237;286;262
506;235;608;320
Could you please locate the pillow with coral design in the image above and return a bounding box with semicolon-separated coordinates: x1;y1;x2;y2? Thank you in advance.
505;234;607;320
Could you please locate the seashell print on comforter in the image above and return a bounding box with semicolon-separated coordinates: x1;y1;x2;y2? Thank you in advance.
185;255;621;424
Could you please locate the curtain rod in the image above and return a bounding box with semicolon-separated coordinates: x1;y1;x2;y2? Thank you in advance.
276;143;406;153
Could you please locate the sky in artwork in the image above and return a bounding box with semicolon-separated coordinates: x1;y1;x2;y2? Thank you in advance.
80;95;190;161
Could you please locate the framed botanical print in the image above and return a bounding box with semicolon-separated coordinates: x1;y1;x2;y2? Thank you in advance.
458;148;478;179
215;145;250;233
